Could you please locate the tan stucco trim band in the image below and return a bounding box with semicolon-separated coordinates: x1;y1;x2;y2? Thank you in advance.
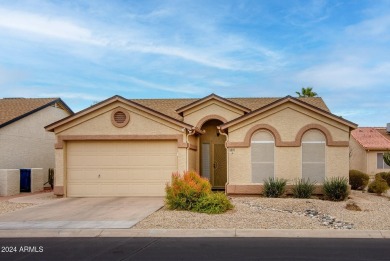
54;134;196;150
196;114;228;129
53;186;64;196
227;123;349;148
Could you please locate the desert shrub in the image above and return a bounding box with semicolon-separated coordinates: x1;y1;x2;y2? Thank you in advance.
349;170;370;190
292;178;316;198
193;192;234;214
263;177;287;198
375;172;390;187
368;176;389;195
165;171;211;210
323;177;349;201
345;201;362;211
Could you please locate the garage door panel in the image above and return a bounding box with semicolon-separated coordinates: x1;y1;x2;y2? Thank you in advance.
68;169;99;181
67;184;99;197
67;141;177;197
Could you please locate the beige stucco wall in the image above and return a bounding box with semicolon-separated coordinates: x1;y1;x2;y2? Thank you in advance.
229;103;349;142
0;169;20;196
349;137;367;173
367;151;390;176
0;106;70;180
228;102;351;185
31;168;44;193
53;101;189;194
56;102;185;137
183;100;244;127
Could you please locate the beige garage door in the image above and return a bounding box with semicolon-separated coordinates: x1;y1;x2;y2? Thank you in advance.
66;141;177;197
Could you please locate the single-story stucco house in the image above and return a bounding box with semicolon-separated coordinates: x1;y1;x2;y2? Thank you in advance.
45;94;357;197
0;98;73;194
350;126;390;176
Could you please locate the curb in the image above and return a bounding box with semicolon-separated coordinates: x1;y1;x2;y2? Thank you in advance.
0;229;389;238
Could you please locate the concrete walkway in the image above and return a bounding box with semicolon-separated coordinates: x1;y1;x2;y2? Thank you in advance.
0;228;389;238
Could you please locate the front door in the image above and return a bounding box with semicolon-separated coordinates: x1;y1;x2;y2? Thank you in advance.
200;119;227;189
213;144;227;187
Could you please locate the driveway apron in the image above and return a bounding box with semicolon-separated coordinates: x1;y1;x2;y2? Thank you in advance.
0;197;164;229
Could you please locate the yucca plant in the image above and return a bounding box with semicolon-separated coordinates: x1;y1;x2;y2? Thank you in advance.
263;177;287;198
383;152;390;167
323;177;349;201
292;178;316;198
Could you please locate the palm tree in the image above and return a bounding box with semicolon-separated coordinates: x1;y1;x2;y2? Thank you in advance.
296;87;318;97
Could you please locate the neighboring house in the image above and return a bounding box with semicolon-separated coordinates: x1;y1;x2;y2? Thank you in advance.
0;98;73;181
350;126;390;176
45;94;356;197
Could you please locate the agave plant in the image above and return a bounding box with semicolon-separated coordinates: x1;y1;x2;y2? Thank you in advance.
383;152;390;167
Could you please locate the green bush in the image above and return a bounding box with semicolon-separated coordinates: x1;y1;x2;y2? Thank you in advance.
323;177;349;201
375;172;390;187
349;170;370;190
263;177;287;198
368;176;389;195
165;171;211;210
292;178;316;198
193;192;234;214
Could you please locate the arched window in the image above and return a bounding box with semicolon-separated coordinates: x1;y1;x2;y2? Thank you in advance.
251;131;275;183
302;130;326;183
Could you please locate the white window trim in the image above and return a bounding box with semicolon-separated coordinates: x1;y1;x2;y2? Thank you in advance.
301;133;327;182
251;131;275;183
251;141;275;144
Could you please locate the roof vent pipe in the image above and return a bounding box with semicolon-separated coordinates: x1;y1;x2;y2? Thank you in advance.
387;123;390;133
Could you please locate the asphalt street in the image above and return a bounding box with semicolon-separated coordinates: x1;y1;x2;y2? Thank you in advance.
0;237;389;261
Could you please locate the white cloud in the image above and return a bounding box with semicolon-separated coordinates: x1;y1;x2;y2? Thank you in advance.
124;75;205;95
295;62;390;89
38;92;105;101
0;8;105;45
346;15;390;38
0;7;284;72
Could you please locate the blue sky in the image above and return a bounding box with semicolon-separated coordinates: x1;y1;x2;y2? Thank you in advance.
0;0;389;127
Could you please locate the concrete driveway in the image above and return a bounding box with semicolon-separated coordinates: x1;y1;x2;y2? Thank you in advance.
0;194;164;229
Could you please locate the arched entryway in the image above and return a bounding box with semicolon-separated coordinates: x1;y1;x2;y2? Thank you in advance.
200;119;227;189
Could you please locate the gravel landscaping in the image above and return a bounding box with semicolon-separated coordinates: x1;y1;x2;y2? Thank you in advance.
0;201;35;215
0;192;58;215
133;190;390;230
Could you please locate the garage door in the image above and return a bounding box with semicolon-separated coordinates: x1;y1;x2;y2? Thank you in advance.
66;141;177;197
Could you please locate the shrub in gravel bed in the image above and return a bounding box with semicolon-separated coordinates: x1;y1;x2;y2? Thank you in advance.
165;171;211;210
263;178;287;198
375;172;390;187
368;176;389;195
349;170;370;190
323;177;349;201
292;178;316;198
193;192;233;214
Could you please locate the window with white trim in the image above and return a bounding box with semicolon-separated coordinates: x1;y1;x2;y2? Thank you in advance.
302;130;326;183
251;131;274;183
377;153;390;169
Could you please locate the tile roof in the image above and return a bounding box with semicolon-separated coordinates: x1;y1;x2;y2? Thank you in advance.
131;97;330;121
0;98;59;127
351;127;390;150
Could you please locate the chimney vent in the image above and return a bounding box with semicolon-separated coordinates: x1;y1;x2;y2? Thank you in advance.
387;123;390;133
